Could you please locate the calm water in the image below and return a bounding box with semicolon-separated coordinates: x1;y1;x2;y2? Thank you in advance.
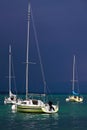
0;94;87;130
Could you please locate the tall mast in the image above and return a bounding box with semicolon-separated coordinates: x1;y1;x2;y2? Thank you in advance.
72;55;75;92
9;45;11;96
26;2;31;100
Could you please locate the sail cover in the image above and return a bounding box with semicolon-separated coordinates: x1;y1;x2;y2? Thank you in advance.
72;90;79;96
10;91;16;97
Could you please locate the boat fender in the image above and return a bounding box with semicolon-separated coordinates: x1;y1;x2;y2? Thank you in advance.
12;104;17;111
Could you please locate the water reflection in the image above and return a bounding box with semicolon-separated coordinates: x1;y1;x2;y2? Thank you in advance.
10;111;59;130
11;111;59;121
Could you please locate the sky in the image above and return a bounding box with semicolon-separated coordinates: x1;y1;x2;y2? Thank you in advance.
0;0;87;94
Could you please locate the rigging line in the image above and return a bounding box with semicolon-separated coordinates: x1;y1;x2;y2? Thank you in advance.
11;55;17;95
30;6;47;95
72;55;80;94
75;57;80;94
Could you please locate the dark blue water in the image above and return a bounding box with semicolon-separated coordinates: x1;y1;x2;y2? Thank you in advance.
0;94;87;130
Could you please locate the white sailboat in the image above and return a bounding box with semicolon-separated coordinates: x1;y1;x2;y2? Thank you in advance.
66;55;83;103
12;1;58;113
4;45;17;104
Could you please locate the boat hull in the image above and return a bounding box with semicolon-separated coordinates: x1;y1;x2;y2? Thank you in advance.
17;105;43;113
66;95;83;103
12;100;59;114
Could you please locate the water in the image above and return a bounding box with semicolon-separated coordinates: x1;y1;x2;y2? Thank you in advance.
0;94;87;130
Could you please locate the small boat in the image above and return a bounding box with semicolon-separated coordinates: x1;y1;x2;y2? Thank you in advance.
66;55;83;103
12;99;59;114
12;1;59;114
4;45;17;104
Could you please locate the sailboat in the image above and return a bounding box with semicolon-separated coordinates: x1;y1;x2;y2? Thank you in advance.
12;1;58;113
4;45;17;104
66;55;83;103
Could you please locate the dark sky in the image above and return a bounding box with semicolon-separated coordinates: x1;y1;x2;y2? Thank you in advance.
0;0;87;94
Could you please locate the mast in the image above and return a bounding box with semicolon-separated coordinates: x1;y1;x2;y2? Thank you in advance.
9;45;11;96
25;1;47;99
26;1;31;100
72;55;75;92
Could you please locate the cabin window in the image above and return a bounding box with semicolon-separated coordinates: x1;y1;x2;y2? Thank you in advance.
11;96;14;100
32;100;38;105
21;102;27;104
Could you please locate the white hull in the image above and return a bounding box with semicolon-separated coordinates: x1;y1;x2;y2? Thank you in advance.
12;99;59;114
12;99;45;113
66;95;83;103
